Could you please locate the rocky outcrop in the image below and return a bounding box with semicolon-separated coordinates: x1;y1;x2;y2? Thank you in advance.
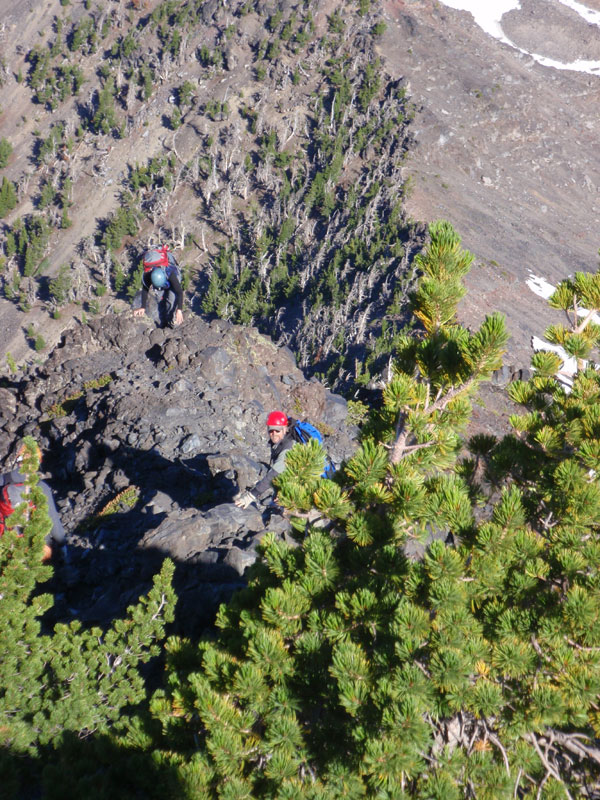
0;313;357;633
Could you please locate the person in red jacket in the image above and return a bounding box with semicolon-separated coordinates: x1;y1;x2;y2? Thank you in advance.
0;457;65;563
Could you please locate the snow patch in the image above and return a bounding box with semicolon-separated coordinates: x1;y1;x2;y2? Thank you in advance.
525;274;600;390
559;0;600;25
526;273;556;300
438;0;600;77
526;272;600;324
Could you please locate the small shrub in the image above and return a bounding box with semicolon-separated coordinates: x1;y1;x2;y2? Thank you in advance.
0;137;12;168
0;176;17;217
83;374;112;390
49;264;72;306
170;106;182;129
6;352;17;374
328;11;345;33
347;399;369;426
77;485;140;532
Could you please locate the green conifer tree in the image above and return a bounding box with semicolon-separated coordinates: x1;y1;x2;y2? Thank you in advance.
91;77;118;135
0;176;17;217
0;137;12;168
543;269;600;367
48;264;72;307
0;438;176;798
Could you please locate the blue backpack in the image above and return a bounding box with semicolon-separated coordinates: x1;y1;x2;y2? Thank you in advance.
290;420;336;478
163;262;181;288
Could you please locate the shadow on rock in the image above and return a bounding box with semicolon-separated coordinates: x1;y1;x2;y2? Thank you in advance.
44;441;280;638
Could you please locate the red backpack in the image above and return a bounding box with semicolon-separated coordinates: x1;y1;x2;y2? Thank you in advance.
143;245;170;272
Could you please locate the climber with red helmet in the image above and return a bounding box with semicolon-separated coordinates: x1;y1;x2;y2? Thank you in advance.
234;411;294;509
132;245;184;327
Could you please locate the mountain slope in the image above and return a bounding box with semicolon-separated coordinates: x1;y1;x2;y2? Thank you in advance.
379;0;600;365
1;311;357;630
0;0;420;392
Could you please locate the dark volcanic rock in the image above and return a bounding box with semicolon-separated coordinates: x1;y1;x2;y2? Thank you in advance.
1;312;357;634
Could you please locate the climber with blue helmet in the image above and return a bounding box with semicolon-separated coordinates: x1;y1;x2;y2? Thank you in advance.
133;245;184;327
150;267;169;289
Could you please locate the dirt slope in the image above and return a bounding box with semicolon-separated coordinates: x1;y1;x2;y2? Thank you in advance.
379;0;600;366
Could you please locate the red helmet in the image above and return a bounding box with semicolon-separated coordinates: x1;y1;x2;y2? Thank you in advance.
267;411;288;428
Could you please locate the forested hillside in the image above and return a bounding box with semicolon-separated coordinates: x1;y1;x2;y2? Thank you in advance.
1;0;422;391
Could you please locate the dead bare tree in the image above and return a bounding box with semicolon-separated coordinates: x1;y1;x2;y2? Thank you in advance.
79;236;101;265
170;224;186;250
102;252;112;290
70;260;94;302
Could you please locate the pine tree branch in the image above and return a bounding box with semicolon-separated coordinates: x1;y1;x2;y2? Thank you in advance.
574;307;596;336
402;442;436;455
486;728;511;775
536;773;550;800
526;733;574;800
424;379;432;409
390;377;475;464
540;511;557;531
546;730;600;766
418;749;438;765
513;768;523;799
531;635;551;664
390;411;408;465
413;659;431;679
565;637;600;653
571;298;579;330
151;592;168;622
467;723;480;754
529;733;562;783
428;376;476;415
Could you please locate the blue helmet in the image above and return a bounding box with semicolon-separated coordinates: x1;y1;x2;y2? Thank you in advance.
150;267;168;288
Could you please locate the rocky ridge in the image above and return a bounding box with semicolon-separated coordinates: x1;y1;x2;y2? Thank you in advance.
1;313;357;633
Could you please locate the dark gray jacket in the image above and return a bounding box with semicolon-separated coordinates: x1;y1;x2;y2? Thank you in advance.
251;433;296;499
0;470;65;545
